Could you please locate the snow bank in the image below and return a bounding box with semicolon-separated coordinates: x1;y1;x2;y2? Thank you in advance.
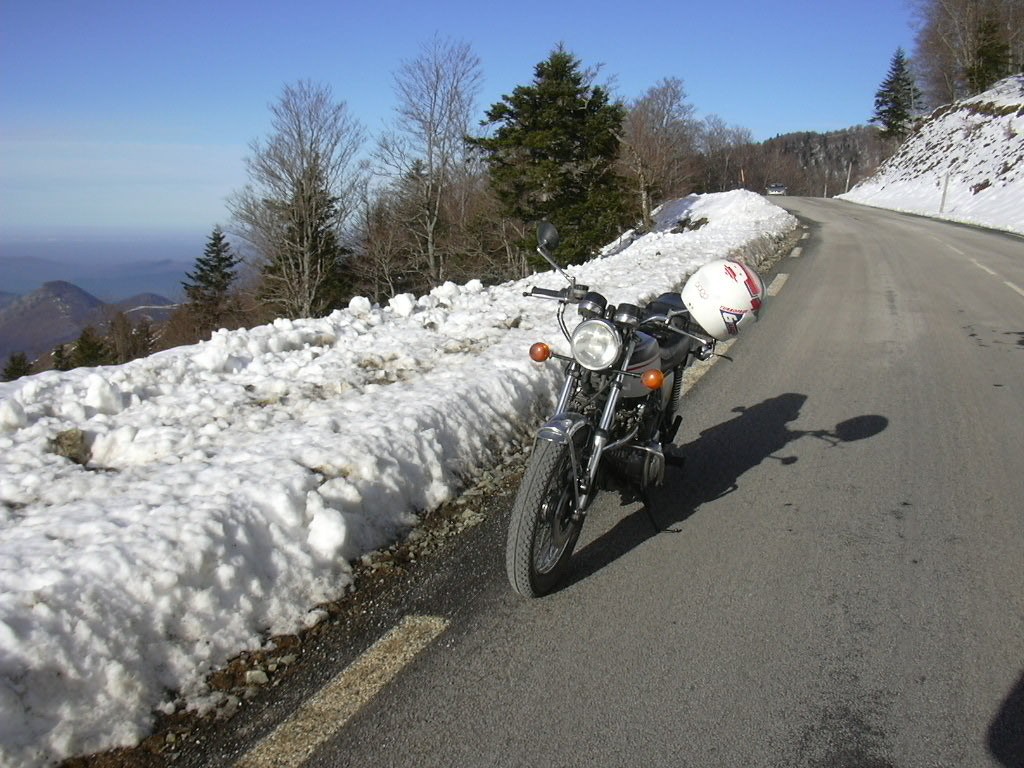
0;192;798;767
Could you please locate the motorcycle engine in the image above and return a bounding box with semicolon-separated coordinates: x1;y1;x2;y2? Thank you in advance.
605;394;666;489
606;443;666;490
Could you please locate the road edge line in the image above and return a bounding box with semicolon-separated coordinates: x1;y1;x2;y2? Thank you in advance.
234;614;449;768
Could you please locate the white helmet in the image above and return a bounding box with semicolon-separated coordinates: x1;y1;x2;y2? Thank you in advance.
681;259;765;341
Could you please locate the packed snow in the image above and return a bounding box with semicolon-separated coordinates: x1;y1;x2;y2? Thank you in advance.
839;74;1024;234
0;191;798;766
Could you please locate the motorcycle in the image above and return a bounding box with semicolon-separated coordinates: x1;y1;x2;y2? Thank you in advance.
505;222;765;597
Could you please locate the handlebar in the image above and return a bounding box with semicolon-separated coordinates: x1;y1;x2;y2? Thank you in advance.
526;286;568;300
639;311;697;339
639;312;671;327
639;310;687;330
524;284;591;302
640;313;716;359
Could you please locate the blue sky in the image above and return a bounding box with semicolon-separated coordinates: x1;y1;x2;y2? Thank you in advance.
0;0;918;239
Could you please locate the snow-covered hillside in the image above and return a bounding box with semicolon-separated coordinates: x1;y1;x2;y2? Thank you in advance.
0;191;797;767
839;74;1024;234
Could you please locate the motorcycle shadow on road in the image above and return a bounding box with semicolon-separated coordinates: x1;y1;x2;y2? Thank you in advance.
568;392;889;589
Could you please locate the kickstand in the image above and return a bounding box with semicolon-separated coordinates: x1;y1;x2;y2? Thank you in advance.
641;446;686;534
641;489;661;533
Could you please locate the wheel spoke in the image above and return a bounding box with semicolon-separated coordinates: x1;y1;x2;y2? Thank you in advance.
532;467;575;574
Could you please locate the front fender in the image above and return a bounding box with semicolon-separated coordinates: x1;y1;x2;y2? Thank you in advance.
534;412;595;513
536;412;589;446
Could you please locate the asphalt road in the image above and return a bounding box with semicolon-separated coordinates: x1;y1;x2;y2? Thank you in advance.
187;198;1024;768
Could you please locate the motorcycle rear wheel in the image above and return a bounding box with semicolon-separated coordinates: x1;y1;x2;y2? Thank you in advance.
506;439;583;597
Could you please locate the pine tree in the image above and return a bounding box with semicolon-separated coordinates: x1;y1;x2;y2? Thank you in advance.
70;326;110;368
872;48;922;141
183;226;241;333
132;317;154;359
2;352;32;381
469;47;631;266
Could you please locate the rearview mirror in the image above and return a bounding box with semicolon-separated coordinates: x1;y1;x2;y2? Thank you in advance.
537;222;560;252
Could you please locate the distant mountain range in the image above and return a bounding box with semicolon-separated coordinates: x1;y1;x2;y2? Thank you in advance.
0;281;175;362
1;253;192;301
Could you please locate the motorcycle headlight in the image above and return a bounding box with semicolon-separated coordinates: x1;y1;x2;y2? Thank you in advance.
571;319;622;371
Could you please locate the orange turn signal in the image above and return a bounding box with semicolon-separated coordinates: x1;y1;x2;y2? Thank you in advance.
529;342;552;362
641;369;665;390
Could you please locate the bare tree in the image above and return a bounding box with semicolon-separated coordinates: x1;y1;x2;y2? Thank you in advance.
617;77;698;226
999;0;1024;72
915;0;982;102
229;81;366;318
441;170;521;284
913;0;1022;105
350;180;420;302
697;115;754;192
375;36;483;286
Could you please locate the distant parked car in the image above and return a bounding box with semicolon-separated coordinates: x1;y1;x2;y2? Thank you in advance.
766;183;788;195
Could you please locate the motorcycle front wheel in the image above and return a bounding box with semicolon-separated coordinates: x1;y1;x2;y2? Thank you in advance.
506;439;584;597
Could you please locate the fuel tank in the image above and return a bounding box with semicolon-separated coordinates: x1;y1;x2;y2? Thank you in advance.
623;332;673;400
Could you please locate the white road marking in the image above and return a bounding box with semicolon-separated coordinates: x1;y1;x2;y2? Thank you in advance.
234;614;449;768
801;232;809;240
931;235;968;257
767;273;789;296
968;259;1024;298
790;246;802;258
971;258;998;276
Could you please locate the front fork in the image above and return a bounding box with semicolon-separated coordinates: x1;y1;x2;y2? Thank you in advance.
537;341;635;517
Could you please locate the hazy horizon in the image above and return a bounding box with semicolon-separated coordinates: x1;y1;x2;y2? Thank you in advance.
1;226;207;253
0;233;204;300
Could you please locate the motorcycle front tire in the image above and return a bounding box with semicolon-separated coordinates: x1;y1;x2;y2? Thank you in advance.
506;439;584;597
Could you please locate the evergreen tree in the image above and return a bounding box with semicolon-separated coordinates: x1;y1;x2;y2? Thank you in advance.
132;317;155;358
872;48;923;141
469;47;631;266
70;326;110;368
183;226;241;333
2;352;32;381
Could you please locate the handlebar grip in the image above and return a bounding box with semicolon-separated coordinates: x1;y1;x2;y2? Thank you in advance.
529;287;567;299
